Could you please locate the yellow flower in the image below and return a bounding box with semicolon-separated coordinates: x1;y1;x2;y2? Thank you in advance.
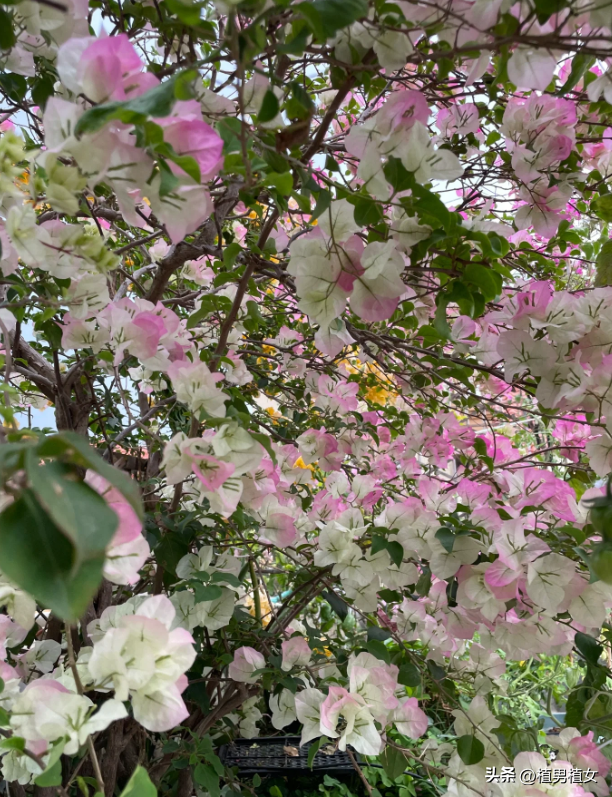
265;407;281;423
294;456;315;472
245;592;273;626
365;384;391;404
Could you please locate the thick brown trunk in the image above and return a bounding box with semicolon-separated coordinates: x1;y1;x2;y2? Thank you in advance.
177;767;194;797
9;333;93;437
102;718;124;797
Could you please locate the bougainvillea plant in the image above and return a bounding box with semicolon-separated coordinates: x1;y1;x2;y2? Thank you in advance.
6;0;612;795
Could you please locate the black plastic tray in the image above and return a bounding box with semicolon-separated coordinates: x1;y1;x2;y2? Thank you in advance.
218;735;361;774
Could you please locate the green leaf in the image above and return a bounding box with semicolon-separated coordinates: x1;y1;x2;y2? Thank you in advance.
0;736;25;751
222;242;242;267
411;186;452;231
380;747;408;780
463;263;502;302
298;0;368;39
174;69;199;101
34;741;65;787
249;431;278;465
35;759;62;787
31;75;55;109
310;189;332;222
457;735;485;766
0;73;27;103
353;196;383;227
559;52;595;95
446;280;475;317
367;624;391;642
434;301;452;340
210;571;241;587
575;631;603;666
187;295;234;328
592;195;612;223
398;662;421;688
0;491;107;621
366;639;391;664
297;3;326;40
565;687;588;727
167;152;201;183
323;590;348;620
416;567;432;597
487;233;509;258
533;0;569;24
266;171;294;196
290;81;314;116
278;26;310;55
194;763;220;797
246;299;265;326
75;71;196;136
0;8;17;50
435;527;455;554
384;158;415;194
371;535;403;566
120;766;157;797
378;588;401;603
41;319;63;350
25;454;118;565
194;584;223;602
281;676;299;693
258;89;280;123
427;660;446;681
386;540;404;568
473;437;488;457
510;730;537;757
158;159;181;197
307;735;328;768
37;432;144;521
595;240;612;287
0;441;34;482
155;532;190;576
165;0;203;24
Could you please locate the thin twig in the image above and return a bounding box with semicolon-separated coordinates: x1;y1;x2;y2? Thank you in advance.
65;626;105;795
347;749;372;796
0;317;15;415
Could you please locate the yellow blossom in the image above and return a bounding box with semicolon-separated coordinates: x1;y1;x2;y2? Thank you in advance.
294;456;315;472
265;406;281;423
245;591;273;626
